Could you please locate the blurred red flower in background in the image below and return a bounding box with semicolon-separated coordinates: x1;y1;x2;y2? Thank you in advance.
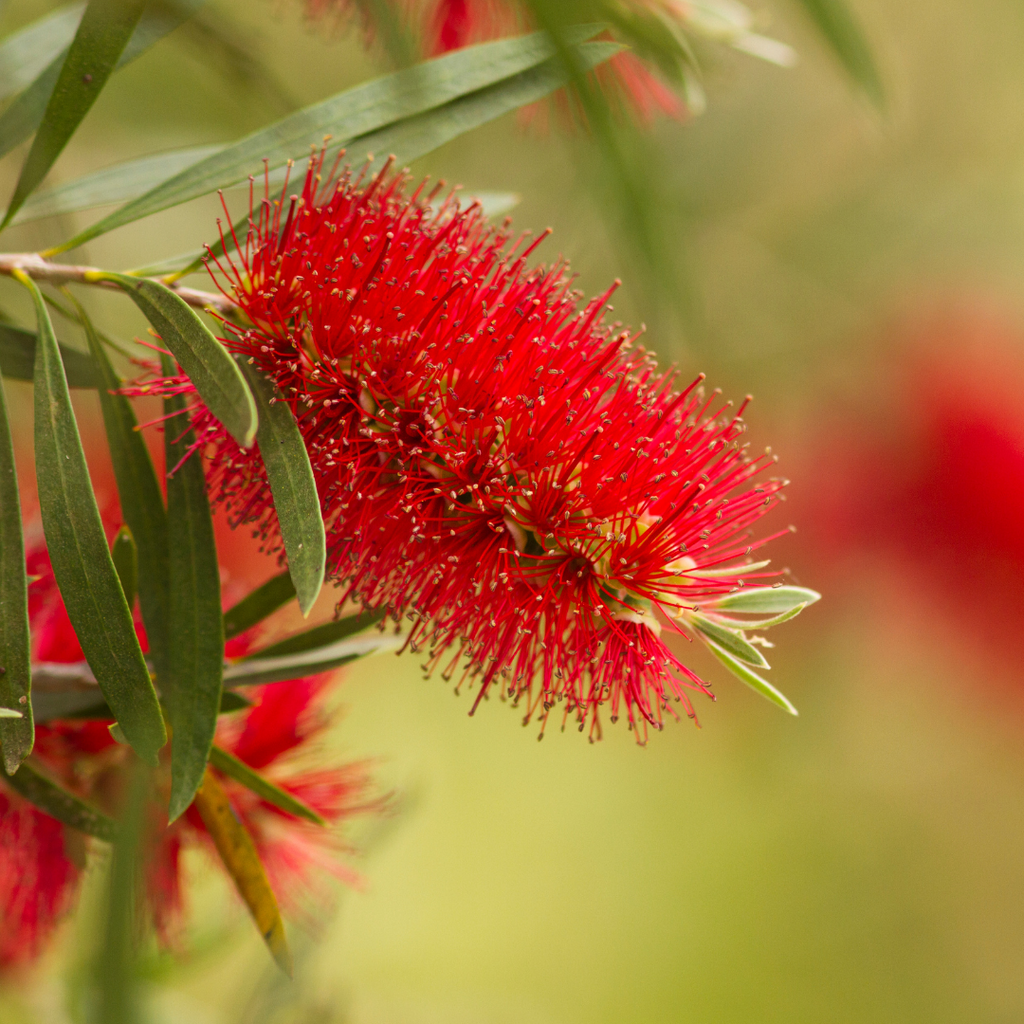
794;305;1024;690
0;522;379;972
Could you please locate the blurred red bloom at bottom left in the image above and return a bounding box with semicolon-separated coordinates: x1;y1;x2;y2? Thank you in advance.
0;524;381;973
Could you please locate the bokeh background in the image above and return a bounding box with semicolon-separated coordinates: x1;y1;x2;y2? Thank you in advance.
3;0;1024;1021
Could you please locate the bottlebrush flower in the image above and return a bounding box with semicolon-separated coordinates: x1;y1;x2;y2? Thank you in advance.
0;526;378;971
135;152;816;743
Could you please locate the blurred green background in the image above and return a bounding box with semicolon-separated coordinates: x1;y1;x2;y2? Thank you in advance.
3;0;1024;1021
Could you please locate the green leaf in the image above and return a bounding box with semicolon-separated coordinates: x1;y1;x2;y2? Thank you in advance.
237;360;324;618
0;3;84;103
99;273;257;448
690;613;769;669
708;603;809;631
11;145;221;226
110;525;137;610
209;745;326;825
0;0;206;173
710;586;822;615
96;763;147;1024
224;631;399;689
0;322;97;387
193;768;292;975
1;0;148;230
4;758;116;840
223;571;295;640
164;373;224;822
706;639;799;716
0;374;32;773
79;301;170;683
249;609;384;660
18;272;165;765
148;37;621;280
793;0;884;109
34;686;251;723
49;27;607;253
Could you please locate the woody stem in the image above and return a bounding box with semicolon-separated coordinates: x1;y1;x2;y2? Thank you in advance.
0;252;236;315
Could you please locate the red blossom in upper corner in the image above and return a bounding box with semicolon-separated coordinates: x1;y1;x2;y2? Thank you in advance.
0;528;380;973
304;0;687;125
131;152;809;743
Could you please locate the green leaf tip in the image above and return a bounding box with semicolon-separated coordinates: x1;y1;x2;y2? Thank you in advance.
101;273;257;449
706;640;799;716
710;586;821;615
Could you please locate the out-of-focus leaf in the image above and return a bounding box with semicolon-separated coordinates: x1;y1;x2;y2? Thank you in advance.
99;272;257;448
0;322;97;387
706;638;799;715
690;613;769;668
711;585;821;615
249;610;384;660
97;763;147;1024
0;375;32;773
48;27;607;253
19;272;165;764
166;38;622;279
223;571;296;641
193;768;292;975
164;376;224;823
110;526;137;610
11;145;221;226
1;0;148;230
792;0;884;108
33;685;251;723
209;746;326;825
79;301;170;681
225;632;402;688
0;0;206;169
5;758;116;840
0;3;84;103
237;360;324;618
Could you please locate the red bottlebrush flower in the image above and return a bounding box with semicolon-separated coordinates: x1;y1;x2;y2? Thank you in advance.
0;526;379;971
134;153;806;743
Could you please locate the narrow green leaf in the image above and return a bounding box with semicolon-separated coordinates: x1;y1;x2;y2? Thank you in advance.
110;525;137;610
0;322;97;387
237;360;324;617
1;0;148;230
690;613;769;669
708;603;809;631
711;585;822;615
223;571;296;640
150;38;621;280
793;0;884;109
12;145;221;226
49;27;606;252
225;631;400;689
249;610;384;660
706;639;799;716
34;686;251;723
164;374;224;822
18;272;165;764
4;758;116;840
193;768;292;975
78;297;169;682
0;3;84;103
100;273;257;448
96;763;147;1024
0;374;32;773
209;746;325;825
0;1;207;174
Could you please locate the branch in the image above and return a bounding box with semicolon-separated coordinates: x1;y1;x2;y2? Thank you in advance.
0;252;236;315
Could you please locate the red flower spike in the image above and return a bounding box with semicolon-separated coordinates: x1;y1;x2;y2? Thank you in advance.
129;153;799;743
